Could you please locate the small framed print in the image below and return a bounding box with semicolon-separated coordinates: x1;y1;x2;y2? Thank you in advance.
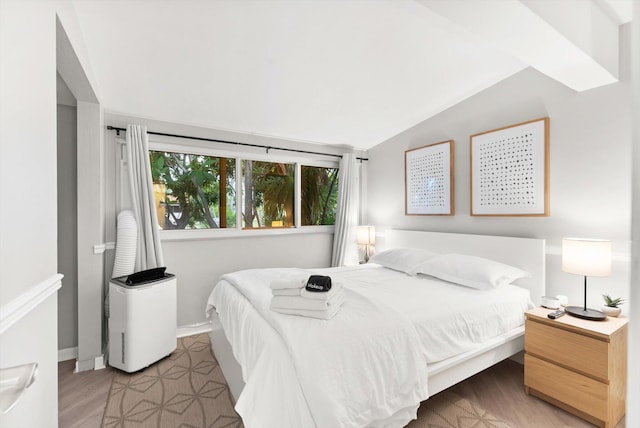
405;140;454;215
470;117;549;216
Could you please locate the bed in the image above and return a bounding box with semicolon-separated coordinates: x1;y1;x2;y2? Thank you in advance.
206;230;546;427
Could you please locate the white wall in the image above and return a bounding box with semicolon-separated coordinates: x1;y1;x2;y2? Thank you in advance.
627;1;639;426
56;7;105;371
1;1;59;425
56;98;105;365
163;233;333;326
76;101;106;371
0;1;101;424
0;2;58;308
365;25;632;314
0;292;59;428
57;104;78;351
104;113;342;328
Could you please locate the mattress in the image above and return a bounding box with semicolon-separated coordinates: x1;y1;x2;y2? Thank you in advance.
206;264;534;428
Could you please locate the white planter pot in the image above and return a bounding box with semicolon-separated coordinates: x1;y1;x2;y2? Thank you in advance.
601;306;621;317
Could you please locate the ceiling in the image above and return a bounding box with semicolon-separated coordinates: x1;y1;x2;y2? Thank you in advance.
71;0;632;150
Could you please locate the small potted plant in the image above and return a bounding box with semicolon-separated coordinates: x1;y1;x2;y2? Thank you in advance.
601;294;624;317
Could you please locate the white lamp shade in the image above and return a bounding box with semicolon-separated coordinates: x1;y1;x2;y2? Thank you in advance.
356;226;375;246
562;238;612;277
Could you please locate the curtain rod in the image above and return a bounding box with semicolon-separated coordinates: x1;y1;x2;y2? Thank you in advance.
106;126;368;161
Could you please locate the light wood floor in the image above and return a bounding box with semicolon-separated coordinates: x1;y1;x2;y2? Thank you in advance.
59;357;625;428
58;360;116;428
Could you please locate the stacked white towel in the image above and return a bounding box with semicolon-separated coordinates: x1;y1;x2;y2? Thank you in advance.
269;277;344;320
270;277;307;296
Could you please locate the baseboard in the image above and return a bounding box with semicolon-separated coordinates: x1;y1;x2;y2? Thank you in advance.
58;346;78;362
74;354;106;372
177;321;212;338
94;355;106;370
63;323;212;368
58;348;105;370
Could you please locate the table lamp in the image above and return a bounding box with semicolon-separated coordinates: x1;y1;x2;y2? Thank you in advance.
562;238;611;321
356;225;375;262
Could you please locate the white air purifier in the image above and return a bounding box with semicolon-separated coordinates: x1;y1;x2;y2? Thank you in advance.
108;274;177;372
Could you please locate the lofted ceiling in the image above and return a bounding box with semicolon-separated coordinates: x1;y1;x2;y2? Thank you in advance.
71;0;632;150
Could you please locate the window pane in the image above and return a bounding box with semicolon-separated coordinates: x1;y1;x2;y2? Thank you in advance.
150;151;236;229
242;160;294;228
301;165;338;226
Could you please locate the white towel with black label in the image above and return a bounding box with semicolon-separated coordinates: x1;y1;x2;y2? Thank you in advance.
300;282;343;300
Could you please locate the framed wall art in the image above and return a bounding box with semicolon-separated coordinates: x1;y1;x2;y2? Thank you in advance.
405;140;454;215
470;117;549;216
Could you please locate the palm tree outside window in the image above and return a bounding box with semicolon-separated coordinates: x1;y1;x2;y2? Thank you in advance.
149;150;338;230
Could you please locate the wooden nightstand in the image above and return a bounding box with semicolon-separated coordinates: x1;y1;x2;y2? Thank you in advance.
524;307;628;428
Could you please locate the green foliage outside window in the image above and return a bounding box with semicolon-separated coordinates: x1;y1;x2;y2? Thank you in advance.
301;165;338;226
150;151;236;229
149;151;338;230
243;160;295;228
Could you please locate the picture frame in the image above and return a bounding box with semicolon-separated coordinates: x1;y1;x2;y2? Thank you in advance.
470;117;549;216
405;140;454;215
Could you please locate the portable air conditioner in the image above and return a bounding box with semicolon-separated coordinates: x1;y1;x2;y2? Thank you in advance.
108;274;177;372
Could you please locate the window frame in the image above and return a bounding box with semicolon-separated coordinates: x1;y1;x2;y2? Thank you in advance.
148;138;339;241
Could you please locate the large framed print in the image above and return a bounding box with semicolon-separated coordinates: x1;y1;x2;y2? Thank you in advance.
405;140;454;215
470;117;549;216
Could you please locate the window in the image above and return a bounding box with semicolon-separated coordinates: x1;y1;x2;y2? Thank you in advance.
150;151;236;229
301;165;338;226
242;160;295;228
149;149;339;231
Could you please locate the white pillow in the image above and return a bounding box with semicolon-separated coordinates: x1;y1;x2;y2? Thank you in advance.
368;248;435;275
413;254;530;290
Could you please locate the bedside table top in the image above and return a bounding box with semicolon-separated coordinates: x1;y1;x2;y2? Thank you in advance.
526;306;628;339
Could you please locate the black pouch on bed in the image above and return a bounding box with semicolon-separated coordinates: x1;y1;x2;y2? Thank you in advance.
306;275;332;292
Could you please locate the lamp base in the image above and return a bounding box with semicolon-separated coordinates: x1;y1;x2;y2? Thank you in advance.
564;306;607;321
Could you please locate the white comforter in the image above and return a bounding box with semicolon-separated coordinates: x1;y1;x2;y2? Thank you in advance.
207;264;533;428
208;267;429;428
327;265;534;363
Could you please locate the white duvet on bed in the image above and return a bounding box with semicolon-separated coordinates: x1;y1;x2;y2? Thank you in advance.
206;264;533;428
212;267;428;428
329;264;534;363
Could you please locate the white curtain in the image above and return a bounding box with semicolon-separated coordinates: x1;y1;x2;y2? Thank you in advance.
331;153;360;267
126;124;164;271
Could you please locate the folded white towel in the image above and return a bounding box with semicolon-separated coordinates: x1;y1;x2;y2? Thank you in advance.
271;290;345;311
272;288;302;297
271;304;342;320
300;282;343;301
270;277;307;290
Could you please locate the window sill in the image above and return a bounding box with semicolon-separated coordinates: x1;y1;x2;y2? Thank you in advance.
159;225;335;242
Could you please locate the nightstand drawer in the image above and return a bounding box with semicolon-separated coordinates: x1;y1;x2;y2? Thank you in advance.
525;354;608;421
525;319;608;380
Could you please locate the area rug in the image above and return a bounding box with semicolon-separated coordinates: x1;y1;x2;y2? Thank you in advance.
101;333;242;428
407;390;513;428
102;333;510;428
